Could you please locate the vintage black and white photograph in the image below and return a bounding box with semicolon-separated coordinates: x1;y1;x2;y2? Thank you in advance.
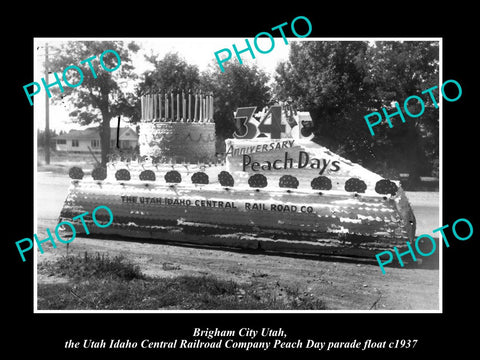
32;37;441;312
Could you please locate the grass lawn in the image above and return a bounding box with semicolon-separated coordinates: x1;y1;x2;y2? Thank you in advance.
37;252;326;310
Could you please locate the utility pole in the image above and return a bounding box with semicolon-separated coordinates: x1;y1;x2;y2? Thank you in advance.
44;42;50;164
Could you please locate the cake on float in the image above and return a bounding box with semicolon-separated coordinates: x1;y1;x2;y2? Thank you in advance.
58;90;416;257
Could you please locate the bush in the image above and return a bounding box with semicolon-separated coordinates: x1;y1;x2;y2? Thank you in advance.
115;169;131;181
311;176;332;190
248;174;268;188
165;170;181;183
69;167;84;180
139;170;156;181
279;175;299;189
218;171;234;187
375;179;398;195
92;166;107;181
191;172;209;184
344;178;367;193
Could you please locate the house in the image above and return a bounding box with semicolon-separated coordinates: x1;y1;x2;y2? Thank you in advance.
53;127;138;152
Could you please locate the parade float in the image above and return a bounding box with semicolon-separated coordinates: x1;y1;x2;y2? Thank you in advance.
58;90;416;257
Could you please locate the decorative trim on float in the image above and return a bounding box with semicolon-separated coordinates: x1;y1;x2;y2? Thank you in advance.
68;166;400;196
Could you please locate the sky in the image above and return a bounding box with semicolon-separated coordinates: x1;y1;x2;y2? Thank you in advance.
33;37;292;132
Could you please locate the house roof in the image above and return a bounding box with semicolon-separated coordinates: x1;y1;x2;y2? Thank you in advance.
54;127;138;140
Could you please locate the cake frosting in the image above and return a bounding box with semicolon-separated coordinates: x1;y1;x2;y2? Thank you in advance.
57;94;416;257
139;122;215;162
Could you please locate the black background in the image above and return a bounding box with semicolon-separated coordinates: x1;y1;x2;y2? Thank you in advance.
6;5;477;358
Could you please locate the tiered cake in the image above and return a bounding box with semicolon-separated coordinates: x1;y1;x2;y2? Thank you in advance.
58;93;416;257
138;91;216;162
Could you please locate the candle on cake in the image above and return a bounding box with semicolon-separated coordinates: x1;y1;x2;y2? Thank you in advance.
199;91;203;121
188;90;192;122
182;90;186;122
177;91;180;121
171;91;174;121
165;92;169;120
194;91;198;122
158;92;162;121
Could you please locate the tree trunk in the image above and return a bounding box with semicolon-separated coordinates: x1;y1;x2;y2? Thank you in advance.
404;124;426;190
100;115;111;166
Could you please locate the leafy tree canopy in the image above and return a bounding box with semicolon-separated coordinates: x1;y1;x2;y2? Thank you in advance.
274;41;439;180
200;61;272;145
139;52;201;92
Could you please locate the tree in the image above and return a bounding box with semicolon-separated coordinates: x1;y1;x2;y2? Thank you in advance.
365;41;439;183
273;41;439;180
139;52;201;93
48;41;139;165
200;61;272;150
274;41;374;154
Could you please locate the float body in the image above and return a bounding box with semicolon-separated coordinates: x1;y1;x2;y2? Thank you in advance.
58;158;416;257
58;95;416;257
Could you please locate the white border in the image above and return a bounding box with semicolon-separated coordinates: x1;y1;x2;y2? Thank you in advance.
33;37;442;314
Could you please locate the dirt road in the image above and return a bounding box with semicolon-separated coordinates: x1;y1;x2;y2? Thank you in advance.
35;171;440;311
